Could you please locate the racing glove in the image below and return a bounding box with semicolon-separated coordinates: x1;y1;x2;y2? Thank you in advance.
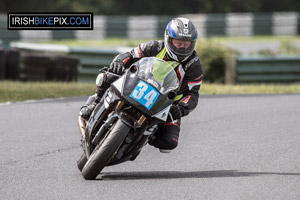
169;104;183;120
109;61;125;75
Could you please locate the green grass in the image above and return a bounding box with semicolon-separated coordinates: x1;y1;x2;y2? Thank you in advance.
1;81;299;103
36;38;152;47
37;36;300;47
204;36;300;44
200;36;300;56
201;83;300;95
0;81;95;103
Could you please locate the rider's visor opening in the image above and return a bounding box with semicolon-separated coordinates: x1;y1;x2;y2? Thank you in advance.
171;39;192;49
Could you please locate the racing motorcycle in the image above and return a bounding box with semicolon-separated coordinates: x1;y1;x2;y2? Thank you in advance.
77;57;179;180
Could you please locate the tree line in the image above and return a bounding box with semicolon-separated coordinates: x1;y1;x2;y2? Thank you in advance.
1;0;300;15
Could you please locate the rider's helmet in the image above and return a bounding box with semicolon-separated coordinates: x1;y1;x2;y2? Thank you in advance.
164;17;198;62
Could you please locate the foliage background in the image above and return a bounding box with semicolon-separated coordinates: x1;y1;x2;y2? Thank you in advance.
1;0;300;15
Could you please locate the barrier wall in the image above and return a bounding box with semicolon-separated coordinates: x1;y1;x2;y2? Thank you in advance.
235;56;300;83
3;43;131;82
68;47;128;82
1;43;300;83
1;45;79;81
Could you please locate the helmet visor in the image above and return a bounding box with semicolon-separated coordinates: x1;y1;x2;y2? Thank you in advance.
169;38;196;57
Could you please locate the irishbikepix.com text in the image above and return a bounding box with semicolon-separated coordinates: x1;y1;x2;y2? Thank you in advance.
8;12;93;30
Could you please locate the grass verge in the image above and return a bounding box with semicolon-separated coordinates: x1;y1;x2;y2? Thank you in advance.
0;81;95;103
201;83;300;95
205;35;300;44
1;81;300;103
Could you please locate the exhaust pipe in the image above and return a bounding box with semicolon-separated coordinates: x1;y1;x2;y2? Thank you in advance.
78;116;86;138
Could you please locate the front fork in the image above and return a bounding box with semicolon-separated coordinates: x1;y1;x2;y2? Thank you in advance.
78;99;147;147
78;116;86;139
78;70;121;139
78;100;124;141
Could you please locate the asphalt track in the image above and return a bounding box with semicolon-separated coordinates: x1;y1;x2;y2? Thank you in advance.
1;94;300;200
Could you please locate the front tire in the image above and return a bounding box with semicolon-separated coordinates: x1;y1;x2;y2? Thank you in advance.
82;119;130;180
77;153;87;172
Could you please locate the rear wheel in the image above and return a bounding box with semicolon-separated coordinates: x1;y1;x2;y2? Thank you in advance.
82;119;131;180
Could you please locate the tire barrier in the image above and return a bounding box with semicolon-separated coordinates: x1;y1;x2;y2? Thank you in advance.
48;56;79;81
2;48;79;82
6;43;130;82
3;44;300;83
0;48;5;80
5;48;20;80
20;52;50;81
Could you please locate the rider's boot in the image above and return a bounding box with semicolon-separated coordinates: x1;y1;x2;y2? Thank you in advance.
79;94;100;120
79;72;119;120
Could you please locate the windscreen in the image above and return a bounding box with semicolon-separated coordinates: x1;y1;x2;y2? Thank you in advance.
136;57;179;94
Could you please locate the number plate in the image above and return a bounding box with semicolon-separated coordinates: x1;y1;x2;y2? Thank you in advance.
130;80;160;110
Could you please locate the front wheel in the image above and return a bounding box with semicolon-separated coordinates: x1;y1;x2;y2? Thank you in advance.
77;153;87;172
82;119;131;180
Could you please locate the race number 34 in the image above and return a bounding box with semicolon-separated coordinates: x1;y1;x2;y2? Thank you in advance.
130;80;160;110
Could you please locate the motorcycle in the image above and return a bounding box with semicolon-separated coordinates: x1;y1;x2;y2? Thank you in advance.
77;57;179;180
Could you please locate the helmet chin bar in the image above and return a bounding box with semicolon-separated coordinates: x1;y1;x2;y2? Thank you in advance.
165;45;179;61
165;44;190;62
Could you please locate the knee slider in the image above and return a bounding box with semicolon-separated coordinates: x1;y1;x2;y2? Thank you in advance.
158;134;178;150
165;138;178;149
164;130;179;149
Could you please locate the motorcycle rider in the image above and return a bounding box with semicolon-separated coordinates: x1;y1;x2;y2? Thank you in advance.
79;17;203;153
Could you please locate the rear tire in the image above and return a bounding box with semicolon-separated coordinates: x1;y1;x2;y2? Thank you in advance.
82;119;130;180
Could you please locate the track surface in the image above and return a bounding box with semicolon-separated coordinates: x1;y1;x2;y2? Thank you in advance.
1;94;300;200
